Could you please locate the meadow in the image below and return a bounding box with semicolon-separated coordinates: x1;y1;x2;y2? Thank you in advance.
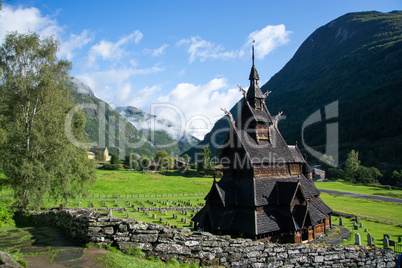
2;169;402;248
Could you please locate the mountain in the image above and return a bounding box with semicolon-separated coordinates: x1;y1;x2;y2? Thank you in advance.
68;78;197;157
116;106;200;154
184;11;402;167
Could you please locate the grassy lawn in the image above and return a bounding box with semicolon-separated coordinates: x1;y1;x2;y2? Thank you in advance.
320;193;402;224
333;216;402;248
315;181;402;199
88;169;213;195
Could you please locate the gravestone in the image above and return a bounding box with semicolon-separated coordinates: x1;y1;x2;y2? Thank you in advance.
355;233;361;245
360;222;363;228
339;217;343;226
364;228;368;232
367;234;373;246
383;236;389;249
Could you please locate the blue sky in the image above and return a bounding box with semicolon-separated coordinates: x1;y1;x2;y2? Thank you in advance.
1;0;401;138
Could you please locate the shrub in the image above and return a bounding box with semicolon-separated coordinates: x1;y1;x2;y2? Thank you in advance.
102;164;121;170
0;200;14;227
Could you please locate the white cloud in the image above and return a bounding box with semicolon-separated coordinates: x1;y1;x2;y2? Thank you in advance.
152;78;240;139
58;30;93;60
88;30;143;65
0;5;62;43
178;36;240;63
144;44;169;57
245;24;291;59
178;24;291;63
75;65;163;107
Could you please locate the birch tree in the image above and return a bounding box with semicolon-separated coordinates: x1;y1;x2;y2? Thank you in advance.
0;32;96;208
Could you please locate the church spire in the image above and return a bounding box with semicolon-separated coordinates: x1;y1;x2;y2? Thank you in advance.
247;41;264;101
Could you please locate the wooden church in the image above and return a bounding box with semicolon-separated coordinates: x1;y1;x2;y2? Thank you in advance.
192;46;332;243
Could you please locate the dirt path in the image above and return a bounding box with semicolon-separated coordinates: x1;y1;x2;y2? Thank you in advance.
0;226;110;267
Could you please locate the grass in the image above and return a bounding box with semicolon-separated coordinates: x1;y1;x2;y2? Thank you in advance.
333;216;402;248
2;169;402;261
89;169;213;195
315;181;402;199
96;245;198;268
320;193;402;224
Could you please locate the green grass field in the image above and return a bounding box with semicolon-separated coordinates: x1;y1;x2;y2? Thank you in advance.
89;169;213;195
315;181;402;199
320;193;402;224
1;170;402;248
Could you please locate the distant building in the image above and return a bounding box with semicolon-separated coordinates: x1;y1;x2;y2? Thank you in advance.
148;163;161;171
192;45;332;243
312;168;326;181
174;159;190;170
87;151;95;160
89;147;110;162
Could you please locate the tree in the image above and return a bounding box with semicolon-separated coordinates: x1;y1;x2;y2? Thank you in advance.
154;150;174;170
197;147;215;175
343;150;381;184
139;155;151;170
110;153;120;165
0;32;96;208
344;150;361;182
181;154;190;164
94;150;105;162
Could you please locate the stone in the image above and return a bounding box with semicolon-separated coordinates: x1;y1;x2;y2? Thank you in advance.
355;233;361;245
130;234;158;243
367;234;373;246
155;243;191;255
0;250;23;268
383;236;389;249
117;241;152;251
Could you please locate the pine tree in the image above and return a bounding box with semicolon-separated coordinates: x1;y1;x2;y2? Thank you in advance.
0;32;96;208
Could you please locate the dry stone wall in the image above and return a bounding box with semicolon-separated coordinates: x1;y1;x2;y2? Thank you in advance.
26;209;396;267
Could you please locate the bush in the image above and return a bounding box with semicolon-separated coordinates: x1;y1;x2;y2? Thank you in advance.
0;200;14;227
102;164;122;170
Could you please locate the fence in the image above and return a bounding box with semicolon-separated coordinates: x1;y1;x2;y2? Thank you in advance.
76;192;208;199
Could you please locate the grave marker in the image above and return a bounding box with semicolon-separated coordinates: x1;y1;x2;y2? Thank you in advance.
355;233;361;245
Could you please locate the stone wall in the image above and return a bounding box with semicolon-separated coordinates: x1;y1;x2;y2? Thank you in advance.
26;209;396;267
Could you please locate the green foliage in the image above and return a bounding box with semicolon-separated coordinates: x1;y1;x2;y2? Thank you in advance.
0;32;96;208
102;164;122;170
0;199;14;227
344;150;361;182
110;154;120;165
391;170;402;186
139;155;151;170
154;150;174;170
197;147;215;175
343;150;382;184
125;247;145;258
181;154;190;163
167;259;180;266
95;151;106;162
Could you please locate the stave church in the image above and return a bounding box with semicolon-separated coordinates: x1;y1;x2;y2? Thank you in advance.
192;45;332;243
